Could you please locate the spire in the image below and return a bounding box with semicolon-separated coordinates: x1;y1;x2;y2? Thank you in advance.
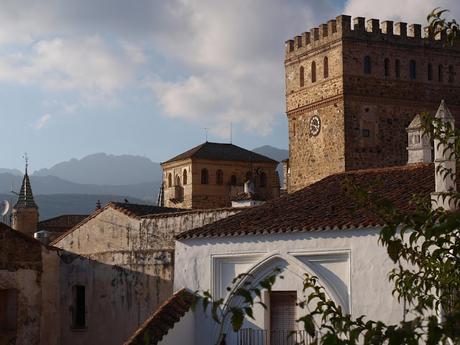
14;155;37;209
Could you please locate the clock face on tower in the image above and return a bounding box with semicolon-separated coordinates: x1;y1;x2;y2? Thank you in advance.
309;115;321;136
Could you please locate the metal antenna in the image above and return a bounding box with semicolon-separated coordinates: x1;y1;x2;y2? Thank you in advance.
230;122;232;144
204;128;209;142
23;152;29;173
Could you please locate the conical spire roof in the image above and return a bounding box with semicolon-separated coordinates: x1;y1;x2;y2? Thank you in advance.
14;170;37;209
435;99;454;121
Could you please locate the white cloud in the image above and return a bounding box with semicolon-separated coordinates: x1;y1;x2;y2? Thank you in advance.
33;114;51;129
0;36;140;102
344;0;459;24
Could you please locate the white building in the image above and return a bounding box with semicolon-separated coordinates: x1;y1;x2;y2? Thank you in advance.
124;103;453;345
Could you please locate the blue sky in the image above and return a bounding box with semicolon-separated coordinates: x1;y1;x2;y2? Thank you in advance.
0;0;457;171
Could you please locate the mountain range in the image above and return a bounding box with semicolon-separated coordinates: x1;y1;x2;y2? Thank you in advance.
0;146;288;219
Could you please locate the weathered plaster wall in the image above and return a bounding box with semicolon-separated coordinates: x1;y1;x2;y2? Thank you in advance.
54;207;239;345
174;228;403;345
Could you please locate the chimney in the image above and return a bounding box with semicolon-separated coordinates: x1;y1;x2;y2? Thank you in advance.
431;100;457;211
406;114;432;164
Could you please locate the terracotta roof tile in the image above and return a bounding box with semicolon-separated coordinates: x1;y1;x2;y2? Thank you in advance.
177;164;436;239
123;289;195;345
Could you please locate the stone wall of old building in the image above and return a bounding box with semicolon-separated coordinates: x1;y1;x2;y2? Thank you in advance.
53;207;239;345
0;227;60;345
285;15;460;192
163;159;279;209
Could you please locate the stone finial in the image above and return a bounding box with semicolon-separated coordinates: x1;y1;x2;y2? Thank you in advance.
310;27;319;41
408;24;422;38
327;19;337;34
432;100;457;210
407;114;432;164
336;15;351;34
366;19;380;34
302;32;311;46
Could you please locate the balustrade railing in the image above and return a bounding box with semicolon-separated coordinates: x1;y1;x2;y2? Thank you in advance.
237;329;315;345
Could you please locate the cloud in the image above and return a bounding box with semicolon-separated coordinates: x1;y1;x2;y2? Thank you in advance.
0;0;341;136
0;36;144;102
344;0;459;24
33;114;51;129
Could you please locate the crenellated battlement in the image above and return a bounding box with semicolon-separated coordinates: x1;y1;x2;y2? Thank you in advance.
285;14;459;58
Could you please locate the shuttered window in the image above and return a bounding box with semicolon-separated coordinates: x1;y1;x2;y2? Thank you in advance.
270;291;297;331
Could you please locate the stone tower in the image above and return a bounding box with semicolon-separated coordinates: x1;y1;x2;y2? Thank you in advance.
12;165;39;236
285;15;460;192
406;114;432;164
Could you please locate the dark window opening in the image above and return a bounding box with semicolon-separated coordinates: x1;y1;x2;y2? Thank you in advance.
311;61;316;83
409;60;416;80
439;64;444;82
259;172;267;187
230;175;237;186
362;129;370;138
395;59;401;79
182;170;188;185
72;285;86;329
175;175;181;186
448;65;455;83
364;56;372;74
299;66;304;87
167;173;172;188
323;56;329;79
384;58;390;77
201;169;209;184
428;63;433;81
216;169;224;185
0;289;18;333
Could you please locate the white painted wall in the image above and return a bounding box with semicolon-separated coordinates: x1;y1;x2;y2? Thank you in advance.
174;228;404;345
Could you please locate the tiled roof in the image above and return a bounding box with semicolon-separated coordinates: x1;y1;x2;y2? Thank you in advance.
162;142;278;165
177;163;436;239
123;289;195;345
51;202;184;245
14;172;37;209
232;192;265;201
38;214;89;233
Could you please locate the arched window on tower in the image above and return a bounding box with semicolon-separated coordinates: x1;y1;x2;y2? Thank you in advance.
230;175;237;186
167;173;172;188
384;58;390;77
175;175;181;186
448;65;455;83
428;63;433;81
323;56;329;79
311;61;316;83
409;60;416;80
182;169;187;185
216;169;224;185
364;56;372;74
438;64;444;82
299;66;304;87
395;59;401;79
201;168;209;184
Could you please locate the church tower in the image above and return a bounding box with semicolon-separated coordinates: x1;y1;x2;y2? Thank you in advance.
12;161;39;236
285;15;460;192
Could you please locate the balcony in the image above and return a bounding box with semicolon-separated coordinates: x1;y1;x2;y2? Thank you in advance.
167;185;183;202
237;329;315;345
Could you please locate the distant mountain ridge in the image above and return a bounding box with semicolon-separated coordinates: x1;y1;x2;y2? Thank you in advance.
0;145;287;218
33;153;162;185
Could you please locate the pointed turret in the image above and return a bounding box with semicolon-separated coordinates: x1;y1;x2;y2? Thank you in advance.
11;159;39;236
431;100;457;211
406;114;432;164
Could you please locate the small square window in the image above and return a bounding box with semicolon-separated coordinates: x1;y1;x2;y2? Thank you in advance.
362;129;370;138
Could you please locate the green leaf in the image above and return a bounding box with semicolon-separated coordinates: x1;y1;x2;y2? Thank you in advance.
230;308;245;331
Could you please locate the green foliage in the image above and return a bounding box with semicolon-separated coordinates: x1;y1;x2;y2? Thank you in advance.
427;8;458;47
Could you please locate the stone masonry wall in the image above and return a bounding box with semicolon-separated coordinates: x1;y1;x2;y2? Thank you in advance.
285;14;460;192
